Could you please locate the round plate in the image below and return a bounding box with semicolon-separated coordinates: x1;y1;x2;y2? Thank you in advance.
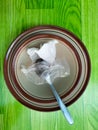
4;25;91;111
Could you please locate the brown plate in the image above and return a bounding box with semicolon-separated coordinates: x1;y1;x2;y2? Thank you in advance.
4;25;91;111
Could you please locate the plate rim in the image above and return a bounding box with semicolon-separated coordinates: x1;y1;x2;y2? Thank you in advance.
3;25;91;111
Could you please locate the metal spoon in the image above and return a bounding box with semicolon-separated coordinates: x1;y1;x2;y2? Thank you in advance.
35;60;74;124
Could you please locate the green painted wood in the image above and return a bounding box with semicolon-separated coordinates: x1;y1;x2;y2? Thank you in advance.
24;0;54;9
0;0;98;130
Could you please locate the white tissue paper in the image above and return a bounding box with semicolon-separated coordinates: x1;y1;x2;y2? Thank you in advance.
21;40;70;85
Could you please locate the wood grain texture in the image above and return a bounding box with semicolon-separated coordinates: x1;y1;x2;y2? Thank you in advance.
24;0;54;9
0;0;98;130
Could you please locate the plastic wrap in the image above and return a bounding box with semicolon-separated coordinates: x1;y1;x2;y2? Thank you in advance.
21;40;70;85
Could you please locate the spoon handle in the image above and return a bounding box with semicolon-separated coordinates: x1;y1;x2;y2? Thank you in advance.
45;75;74;124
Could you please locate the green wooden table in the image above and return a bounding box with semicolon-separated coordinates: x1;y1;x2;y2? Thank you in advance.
0;0;98;130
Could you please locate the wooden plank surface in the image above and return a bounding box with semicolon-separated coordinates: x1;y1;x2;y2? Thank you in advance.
0;0;98;130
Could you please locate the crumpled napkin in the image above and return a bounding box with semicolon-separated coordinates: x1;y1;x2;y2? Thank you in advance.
27;39;58;65
21;40;70;85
